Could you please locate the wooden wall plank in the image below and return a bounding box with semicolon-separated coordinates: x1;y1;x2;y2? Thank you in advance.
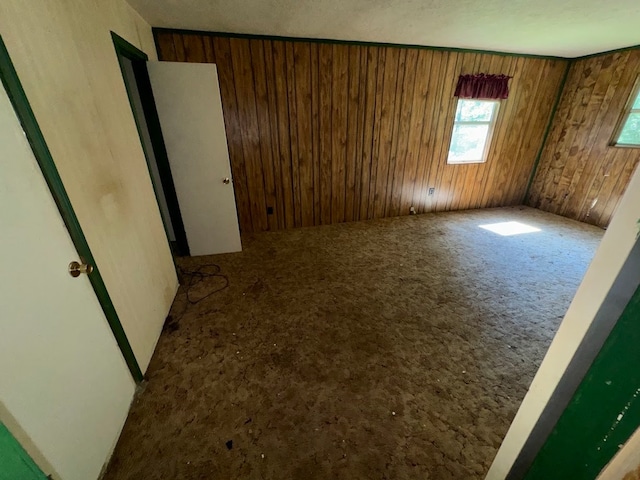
202;36;216;63
155;30;571;233
210;37;252;232
508;59;565;204
415;50;445;213
485;57;526;208
318;43;333;225
399;49;432;214
499;57;540;206
172;33;186;61
250;40;278;230
344;45;361;223
351;46;368;220
384;48;408;217
559;55;615;215
331;44;349;224
263;41;286;230
230;38;269;232
545;58;605;210
182;34;206;62
155;33;177;61
358;47;379;220
535;61;590;212
284;42;302;227
387;48;416;217
373;47;401;219
569;53;629;219
528;49;640;228
310;43;321;225
292;42;314;227
271;41;295;229
478;55;518;208
367;46;386;219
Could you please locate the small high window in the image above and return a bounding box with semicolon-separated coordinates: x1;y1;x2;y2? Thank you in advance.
613;78;640;147
447;99;500;164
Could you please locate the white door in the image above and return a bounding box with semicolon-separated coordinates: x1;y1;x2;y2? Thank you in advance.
147;61;242;256
0;84;134;480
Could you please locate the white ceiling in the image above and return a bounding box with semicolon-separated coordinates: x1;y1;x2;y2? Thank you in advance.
127;0;640;58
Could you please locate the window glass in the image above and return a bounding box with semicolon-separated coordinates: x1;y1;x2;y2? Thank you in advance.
455;100;495;122
617;112;640;145
448;99;499;164
449;124;491;163
614;81;640;147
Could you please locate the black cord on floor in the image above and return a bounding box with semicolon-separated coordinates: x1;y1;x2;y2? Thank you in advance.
178;263;229;304
165;263;229;331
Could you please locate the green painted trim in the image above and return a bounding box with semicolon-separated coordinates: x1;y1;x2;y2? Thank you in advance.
524;283;640;479
111;31;148;62
522;61;571;203
0;36;144;383
152;27;568;61
111;32;191;256
573;43;640;61
0;423;48;479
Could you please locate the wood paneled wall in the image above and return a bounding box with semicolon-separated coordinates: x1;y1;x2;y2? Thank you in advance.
155;30;567;232
527;49;640;228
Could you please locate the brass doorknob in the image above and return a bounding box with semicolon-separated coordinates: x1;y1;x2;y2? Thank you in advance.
223;177;231;184
69;261;93;278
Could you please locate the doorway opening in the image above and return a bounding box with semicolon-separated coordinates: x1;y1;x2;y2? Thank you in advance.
111;32;190;257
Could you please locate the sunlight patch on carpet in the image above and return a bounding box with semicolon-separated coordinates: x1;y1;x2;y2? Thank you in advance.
479;221;541;236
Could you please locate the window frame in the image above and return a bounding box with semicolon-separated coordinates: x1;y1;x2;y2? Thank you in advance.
611;75;640;148
447;98;501;165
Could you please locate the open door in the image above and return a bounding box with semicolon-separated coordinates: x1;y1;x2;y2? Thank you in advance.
147;61;242;256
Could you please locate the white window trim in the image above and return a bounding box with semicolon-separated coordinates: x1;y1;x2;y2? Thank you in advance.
612;75;640;148
447;99;500;165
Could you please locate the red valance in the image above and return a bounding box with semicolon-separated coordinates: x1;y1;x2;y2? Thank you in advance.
454;74;512;100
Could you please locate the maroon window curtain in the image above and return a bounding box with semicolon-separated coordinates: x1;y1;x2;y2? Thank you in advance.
454;74;511;100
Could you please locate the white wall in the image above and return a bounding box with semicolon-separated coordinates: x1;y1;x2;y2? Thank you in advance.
487;163;640;478
0;0;179;371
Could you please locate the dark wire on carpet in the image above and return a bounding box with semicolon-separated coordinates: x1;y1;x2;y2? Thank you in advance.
178;263;229;304
165;263;229;329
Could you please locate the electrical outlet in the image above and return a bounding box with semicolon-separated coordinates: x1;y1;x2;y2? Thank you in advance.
410;206;416;215
428;187;435;196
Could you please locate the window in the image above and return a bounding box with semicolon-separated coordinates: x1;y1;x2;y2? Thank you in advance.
612;77;640;147
447;99;499;164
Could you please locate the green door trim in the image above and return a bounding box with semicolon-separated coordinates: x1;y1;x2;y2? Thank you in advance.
510;238;640;478
0;422;48;480
111;32;190;256
0;36;143;383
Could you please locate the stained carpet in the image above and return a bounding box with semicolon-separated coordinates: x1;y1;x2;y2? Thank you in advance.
104;206;603;479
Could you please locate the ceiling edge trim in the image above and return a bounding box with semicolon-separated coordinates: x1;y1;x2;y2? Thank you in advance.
573;43;640;61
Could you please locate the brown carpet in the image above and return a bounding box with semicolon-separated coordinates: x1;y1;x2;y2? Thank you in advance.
104;206;602;480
